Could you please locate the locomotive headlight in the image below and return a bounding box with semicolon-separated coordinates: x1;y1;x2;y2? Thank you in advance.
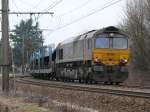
95;58;99;62
110;33;114;37
120;59;128;63
95;58;100;63
124;59;128;63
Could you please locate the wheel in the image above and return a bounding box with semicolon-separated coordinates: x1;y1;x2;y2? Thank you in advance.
79;78;81;83
71;79;74;82
55;77;59;81
110;82;113;85
104;81;108;85
85;79;88;84
89;80;93;84
115;82;120;85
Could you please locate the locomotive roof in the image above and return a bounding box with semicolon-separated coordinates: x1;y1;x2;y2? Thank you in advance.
59;30;97;45
59;26;127;46
95;26;127;36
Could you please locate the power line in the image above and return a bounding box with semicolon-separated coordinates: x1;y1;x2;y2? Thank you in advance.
59;0;91;17
11;0;19;11
27;0;63;24
45;0;117;37
17;0;43;11
53;0;117;27
8;0;54;19
42;0;63;12
41;0;124;38
53;0;123;31
9;0;62;34
8;1;54;16
34;0;63;29
18;0;33;8
59;0;118;17
10;0;25;18
38;0;64;32
38;0;63;19
55;0;116;19
30;0;43;11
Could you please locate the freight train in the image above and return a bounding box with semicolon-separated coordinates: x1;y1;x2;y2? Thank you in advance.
29;26;129;85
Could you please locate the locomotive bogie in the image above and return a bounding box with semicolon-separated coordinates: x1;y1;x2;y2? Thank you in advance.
91;64;128;83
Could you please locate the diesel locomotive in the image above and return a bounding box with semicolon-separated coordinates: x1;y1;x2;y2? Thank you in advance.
29;26;129;84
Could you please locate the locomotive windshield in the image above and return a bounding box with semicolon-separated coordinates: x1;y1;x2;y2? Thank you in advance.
113;37;128;49
95;35;128;49
95;37;109;48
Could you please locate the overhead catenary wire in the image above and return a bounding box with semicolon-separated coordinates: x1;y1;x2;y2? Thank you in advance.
59;0;115;17
30;0;44;11
10;0;25;18
33;0;63;23
11;0;19;12
44;0;124;38
38;0;63;18
46;0;123;34
59;0;92;17
8;0;63;34
44;0;92;30
10;0;55;17
8;0;55;37
35;0;64;32
18;0;34;8
9;0;124;40
52;0;118;29
42;0;63;12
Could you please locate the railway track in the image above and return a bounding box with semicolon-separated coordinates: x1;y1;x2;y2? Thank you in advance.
16;78;150;99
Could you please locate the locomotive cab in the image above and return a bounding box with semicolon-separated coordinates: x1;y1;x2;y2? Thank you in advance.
92;27;129;83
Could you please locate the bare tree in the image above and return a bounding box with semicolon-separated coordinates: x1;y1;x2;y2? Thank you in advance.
122;0;150;72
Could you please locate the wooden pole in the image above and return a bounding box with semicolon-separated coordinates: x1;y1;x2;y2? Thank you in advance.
1;0;9;93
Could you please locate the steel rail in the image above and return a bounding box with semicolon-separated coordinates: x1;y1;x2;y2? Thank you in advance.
16;78;150;99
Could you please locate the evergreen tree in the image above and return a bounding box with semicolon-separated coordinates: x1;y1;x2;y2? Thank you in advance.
10;18;43;66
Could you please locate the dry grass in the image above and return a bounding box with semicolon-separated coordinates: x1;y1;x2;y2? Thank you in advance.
48;100;98;112
0;95;51;112
0;78;148;112
14;82;150;112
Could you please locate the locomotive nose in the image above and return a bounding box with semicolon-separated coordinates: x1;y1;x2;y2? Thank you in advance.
92;49;129;66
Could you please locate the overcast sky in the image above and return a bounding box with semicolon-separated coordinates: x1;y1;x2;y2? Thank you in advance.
5;0;127;46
